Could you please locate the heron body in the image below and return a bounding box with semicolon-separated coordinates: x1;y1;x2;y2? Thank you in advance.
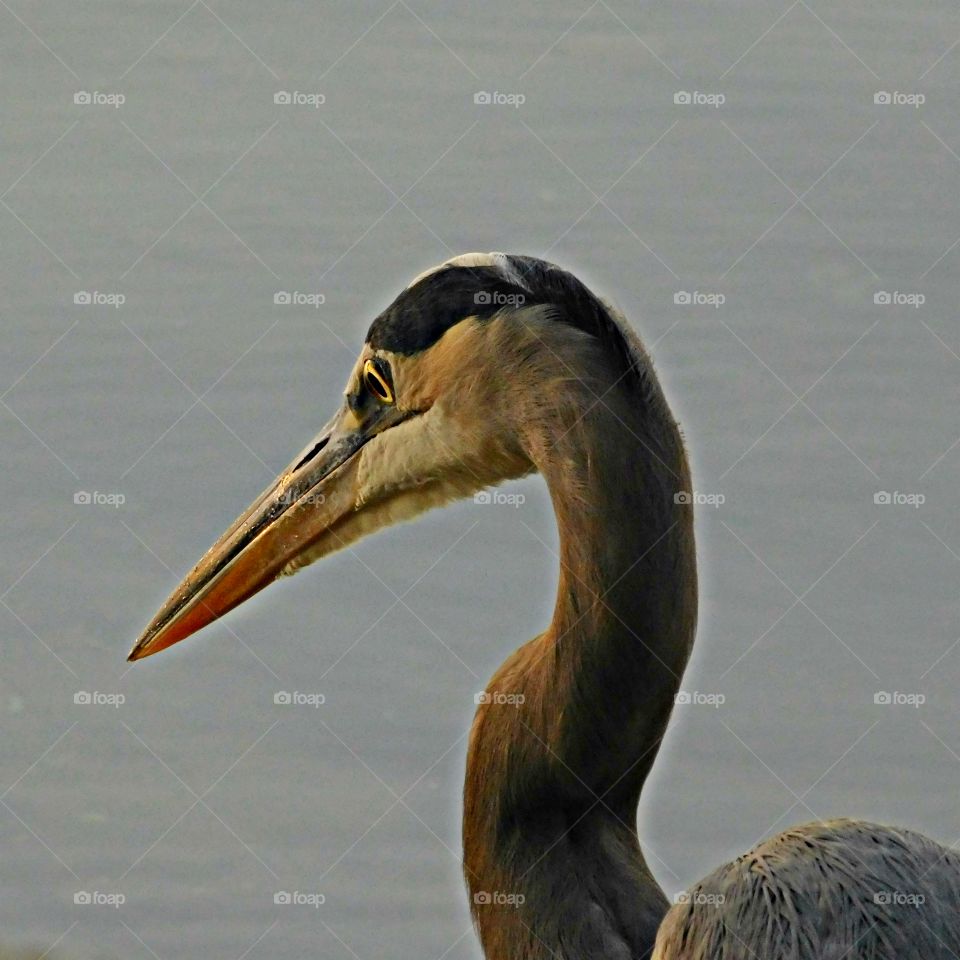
655;819;960;959
129;253;960;959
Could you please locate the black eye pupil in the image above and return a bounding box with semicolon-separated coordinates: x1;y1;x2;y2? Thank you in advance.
366;371;388;400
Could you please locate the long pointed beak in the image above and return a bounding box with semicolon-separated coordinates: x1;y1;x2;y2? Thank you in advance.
127;407;371;662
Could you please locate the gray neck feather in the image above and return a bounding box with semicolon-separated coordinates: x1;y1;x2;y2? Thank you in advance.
464;330;698;960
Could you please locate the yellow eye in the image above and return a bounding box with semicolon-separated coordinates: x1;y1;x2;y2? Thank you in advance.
363;358;394;404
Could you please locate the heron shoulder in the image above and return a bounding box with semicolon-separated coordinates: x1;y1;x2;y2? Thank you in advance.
653;819;960;959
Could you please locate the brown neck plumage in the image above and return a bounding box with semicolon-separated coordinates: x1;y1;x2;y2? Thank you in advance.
463;336;698;960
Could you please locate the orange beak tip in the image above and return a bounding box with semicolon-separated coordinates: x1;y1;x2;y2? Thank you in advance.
126;640;150;662
126;645;145;663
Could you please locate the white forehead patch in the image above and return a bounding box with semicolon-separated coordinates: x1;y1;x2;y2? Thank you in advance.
406;251;527;291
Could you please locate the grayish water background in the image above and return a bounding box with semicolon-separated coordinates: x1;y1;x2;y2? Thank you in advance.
2;2;959;957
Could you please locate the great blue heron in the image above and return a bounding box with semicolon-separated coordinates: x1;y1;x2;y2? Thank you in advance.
128;253;960;959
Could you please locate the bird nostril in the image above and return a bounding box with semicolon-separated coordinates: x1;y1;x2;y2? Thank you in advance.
293;435;329;472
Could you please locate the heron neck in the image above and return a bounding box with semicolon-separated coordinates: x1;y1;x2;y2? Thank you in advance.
464;369;697;960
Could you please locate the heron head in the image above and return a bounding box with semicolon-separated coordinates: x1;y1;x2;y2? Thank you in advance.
128;252;644;661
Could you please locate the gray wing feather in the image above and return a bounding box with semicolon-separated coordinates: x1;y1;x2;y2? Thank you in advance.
653;819;960;959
